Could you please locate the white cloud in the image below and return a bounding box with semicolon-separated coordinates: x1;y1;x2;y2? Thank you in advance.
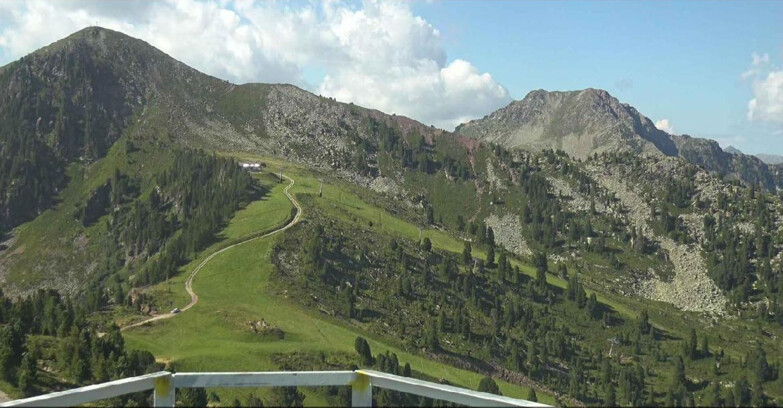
654;119;674;134
316;2;510;129
742;52;783;124
748;71;783;123
741;52;770;80
0;0;510;130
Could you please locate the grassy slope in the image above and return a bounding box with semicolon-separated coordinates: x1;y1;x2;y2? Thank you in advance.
223;156;783;399
119;172;294;324
231;157;688;337
124;154;783;404
1;134;173;293
123;165;553;405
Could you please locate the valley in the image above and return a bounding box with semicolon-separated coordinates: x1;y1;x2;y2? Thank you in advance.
0;26;782;407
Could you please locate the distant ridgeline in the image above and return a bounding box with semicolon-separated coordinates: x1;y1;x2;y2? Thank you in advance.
2;26;783;406
455;89;782;190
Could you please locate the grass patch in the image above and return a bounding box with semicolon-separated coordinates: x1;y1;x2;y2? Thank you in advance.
124;168;551;405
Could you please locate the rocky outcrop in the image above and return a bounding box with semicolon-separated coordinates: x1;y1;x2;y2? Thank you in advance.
585;163;728;316
484;213;531;256
456;89;779;190
456;89;675;159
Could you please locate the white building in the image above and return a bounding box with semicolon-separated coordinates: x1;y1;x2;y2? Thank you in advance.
240;162;262;171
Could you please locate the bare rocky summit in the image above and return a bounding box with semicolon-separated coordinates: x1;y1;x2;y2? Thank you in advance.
456;89;779;190
455;89;677;159
757;153;783;165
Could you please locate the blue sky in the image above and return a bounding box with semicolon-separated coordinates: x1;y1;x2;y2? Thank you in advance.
408;0;783;154
1;0;781;154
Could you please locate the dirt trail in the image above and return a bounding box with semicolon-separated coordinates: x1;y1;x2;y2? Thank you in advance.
123;174;301;331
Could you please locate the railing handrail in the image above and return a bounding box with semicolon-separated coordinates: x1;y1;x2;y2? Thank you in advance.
358;369;546;407
0;371;171;408
173;371;357;388
1;370;549;407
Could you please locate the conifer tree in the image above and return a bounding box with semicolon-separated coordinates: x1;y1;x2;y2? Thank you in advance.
462;242;472;265
477;376;500;395
18;352;37;397
268;386;305;407
527;389;537;402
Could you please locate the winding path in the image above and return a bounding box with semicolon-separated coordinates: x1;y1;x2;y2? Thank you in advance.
122;174;301;331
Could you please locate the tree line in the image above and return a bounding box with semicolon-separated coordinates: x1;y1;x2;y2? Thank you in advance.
0;288;159;401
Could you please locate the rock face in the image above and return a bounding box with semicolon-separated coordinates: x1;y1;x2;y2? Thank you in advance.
455;89;677;159
484;213;531;257
455;89;779;190
585;161;728;316
724;146;743;155
674;135;776;190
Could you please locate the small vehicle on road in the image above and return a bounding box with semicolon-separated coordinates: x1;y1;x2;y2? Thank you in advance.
171;308;180;314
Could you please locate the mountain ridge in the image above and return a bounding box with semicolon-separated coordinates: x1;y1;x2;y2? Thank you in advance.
1;26;779;306
455;88;779;189
0;27;448;234
2;28;783;406
757;153;783;165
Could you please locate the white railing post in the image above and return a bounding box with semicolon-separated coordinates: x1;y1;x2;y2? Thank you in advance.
351;371;372;407
1;370;546;407
0;371;171;407
153;372;175;407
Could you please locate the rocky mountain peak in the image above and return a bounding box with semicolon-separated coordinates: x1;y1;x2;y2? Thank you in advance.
724;146;743;155
455;88;780;189
455;88;673;159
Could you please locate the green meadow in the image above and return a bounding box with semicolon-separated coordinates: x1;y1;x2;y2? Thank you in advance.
126;154;783;405
124;163;552;405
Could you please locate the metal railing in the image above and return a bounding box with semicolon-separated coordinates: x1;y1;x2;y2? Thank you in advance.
1;369;549;407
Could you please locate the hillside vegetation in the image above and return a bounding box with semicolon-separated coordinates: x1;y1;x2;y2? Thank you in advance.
1;27;783;406
455;88;782;190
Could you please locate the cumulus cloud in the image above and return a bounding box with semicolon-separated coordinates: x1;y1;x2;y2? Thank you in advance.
742;52;783;123
741;52;770;80
748;71;783;123
0;0;511;130
654;119;674;134
315;2;510;129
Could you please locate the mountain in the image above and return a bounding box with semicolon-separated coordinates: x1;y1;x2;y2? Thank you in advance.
455;89;778;189
3;27;783;405
757;153;783;165
454;89;679;158
0;27;442;236
724;145;743;155
0;26;230;234
0;27;447;294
